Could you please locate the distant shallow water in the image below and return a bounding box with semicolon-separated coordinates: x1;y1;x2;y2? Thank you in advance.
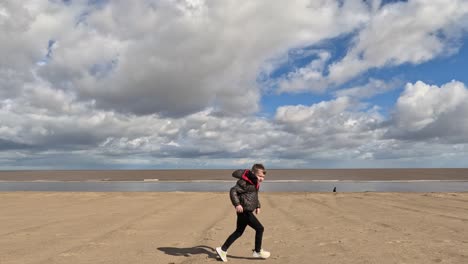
1;180;468;192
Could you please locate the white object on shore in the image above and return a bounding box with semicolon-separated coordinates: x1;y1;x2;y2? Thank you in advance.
143;179;159;182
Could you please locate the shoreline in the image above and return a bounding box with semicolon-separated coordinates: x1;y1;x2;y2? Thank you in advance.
1;168;468;182
2;180;468;192
2;179;468;183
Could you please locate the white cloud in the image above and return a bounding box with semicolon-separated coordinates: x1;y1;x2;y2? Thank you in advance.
275;0;468;93
2;1;468;168
1;0;372;117
276;50;332;93
334;78;401;99
2;79;468;168
387;80;468;143
327;0;468;85
275;97;385;151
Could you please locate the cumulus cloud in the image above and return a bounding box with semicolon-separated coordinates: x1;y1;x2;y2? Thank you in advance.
1;79;468;168
1;0;372;117
275;97;385;150
386;80;468;143
328;0;468;84
2;1;468;168
276;50;332;93
276;0;468;93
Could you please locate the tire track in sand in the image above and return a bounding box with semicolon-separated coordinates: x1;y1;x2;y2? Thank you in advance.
177;195;233;264
262;194;351;263
3;194;204;264
0;194;118;237
35;194;222;264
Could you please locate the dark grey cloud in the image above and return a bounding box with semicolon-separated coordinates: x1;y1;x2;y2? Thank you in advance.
0;138;32;150
1;1;468;168
8;0;370;117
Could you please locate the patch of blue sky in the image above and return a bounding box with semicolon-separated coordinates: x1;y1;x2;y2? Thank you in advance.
37;39;56;66
266;48;321;79
364;87;403;118
75;10;90;26
259;32;468;119
71;0;108;26
260;93;335;118
340;36;468;118
89;58;118;79
361;0;408;9
264;32;354;83
59;0;109;6
46;40;56;58
258;33;358;117
87;0;109;8
380;0;408;6
364;36;468;87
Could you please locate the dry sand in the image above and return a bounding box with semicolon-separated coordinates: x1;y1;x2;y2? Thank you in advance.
1;192;467;264
1;168;468;181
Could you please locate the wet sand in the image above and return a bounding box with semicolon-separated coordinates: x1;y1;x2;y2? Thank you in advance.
1;192;467;264
1;168;468;181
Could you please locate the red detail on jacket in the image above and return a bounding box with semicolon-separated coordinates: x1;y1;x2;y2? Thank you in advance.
241;169;259;190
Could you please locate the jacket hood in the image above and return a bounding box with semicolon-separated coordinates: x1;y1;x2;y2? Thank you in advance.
241;170;259;190
232;169;260;190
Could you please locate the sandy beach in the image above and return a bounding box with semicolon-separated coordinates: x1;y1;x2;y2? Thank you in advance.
1;192;467;264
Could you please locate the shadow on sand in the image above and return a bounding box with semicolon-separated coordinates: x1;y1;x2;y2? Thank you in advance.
157;245;259;261
158;245;217;259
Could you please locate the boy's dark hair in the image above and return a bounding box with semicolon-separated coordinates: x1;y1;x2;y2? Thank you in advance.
251;163;265;173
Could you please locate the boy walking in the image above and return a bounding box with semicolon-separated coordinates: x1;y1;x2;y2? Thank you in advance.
216;164;270;262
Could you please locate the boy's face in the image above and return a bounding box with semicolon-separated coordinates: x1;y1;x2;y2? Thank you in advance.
254;169;266;183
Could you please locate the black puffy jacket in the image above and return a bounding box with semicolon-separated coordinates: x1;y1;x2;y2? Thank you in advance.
229;169;261;212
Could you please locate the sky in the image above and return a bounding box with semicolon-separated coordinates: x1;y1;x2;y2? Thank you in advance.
1;0;468;169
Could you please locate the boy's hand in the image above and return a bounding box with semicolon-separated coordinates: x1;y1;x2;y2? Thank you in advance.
255;208;261;214
235;205;243;213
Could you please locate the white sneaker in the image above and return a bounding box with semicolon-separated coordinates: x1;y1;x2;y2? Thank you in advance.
216;247;228;262
252;249;270;259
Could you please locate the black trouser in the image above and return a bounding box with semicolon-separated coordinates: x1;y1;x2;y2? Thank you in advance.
221;211;264;252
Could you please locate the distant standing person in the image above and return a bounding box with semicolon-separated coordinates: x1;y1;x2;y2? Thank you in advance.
216;164;270;262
